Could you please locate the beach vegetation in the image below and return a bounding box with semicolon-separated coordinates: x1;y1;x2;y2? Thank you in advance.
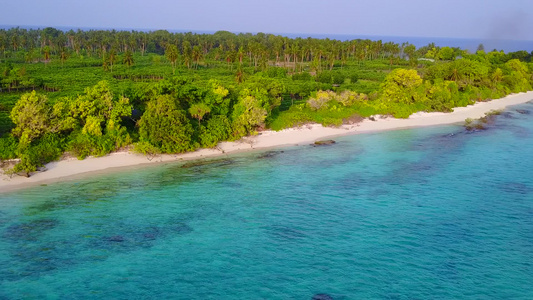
1;27;532;175
0;134;17;160
138;94;195;153
464;110;503;131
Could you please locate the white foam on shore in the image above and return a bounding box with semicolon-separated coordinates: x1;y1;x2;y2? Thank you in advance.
1;91;532;192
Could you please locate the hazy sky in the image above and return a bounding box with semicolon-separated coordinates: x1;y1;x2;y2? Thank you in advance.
1;0;533;40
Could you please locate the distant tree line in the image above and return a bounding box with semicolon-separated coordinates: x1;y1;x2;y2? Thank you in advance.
2;27;530;71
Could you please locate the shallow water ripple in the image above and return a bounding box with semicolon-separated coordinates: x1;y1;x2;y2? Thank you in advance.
1;104;533;299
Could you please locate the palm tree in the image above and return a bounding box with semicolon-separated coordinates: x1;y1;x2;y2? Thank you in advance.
24;50;34;63
188;103;211;126
165;44;179;73
225;51;235;70
59;47;69;67
273;36;283;65
237;46;244;65
43;46;51;66
192;45;202;69
182;40;192;68
235;65;245;83
137;31;147;56
108;48;117;72
0;32;6;57
123;50;134;68
11;34;19;51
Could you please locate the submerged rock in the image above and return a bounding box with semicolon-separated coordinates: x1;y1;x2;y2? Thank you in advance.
500;112;518;119
313;140;336;146
266;225;307;241
181;158;234;169
171;223;193;234
498;182;531;194
107;235;125;242
4;219;58;241
142;227;162;240
312;294;334;300
257;150;284;159
516;109;530;115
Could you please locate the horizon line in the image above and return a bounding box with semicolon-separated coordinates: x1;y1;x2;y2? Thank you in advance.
1;24;532;43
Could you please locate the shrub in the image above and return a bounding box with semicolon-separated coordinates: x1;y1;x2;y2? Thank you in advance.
199;115;232;148
315;71;333;84
307;90;336;111
332;72;346;85
0;135;18;160
9;133;64;176
138;95;196;153
268;105;312;131
133;141;161;159
292;72;313;81
266;67;288;78
337;90;367;106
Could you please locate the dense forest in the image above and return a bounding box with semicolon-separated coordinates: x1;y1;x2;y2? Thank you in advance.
1;27;532;176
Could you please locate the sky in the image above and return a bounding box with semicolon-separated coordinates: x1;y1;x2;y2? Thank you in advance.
1;0;533;40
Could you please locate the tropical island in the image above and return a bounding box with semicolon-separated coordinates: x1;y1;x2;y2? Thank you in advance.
1;27;532;187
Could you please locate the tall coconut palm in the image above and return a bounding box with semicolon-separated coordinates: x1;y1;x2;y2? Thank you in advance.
59;47;69;67
188;103;211;126
108;48;117;72
43;46;51;66
182;40;192;69
123;50;134;68
192;45;202;69
165;44;179;73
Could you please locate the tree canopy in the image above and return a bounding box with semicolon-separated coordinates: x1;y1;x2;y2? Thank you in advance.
1;27;532;175
138;94;195;153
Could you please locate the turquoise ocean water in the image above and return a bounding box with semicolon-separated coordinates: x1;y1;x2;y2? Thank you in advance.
1;103;533;299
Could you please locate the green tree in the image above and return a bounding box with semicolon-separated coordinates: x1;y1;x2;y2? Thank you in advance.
425;47;438;59
107;48;118;72
426;80;458;111
380;69;423;104
235;65;245;83
123;49;134;67
8;92;73;176
59;47;69;66
9;133;64;177
72;81;132;133
503;59;532;92
182;40;192;68
199;115;232;148
192;45;203;69
43;45;51;66
491;67;503;85
203;80;231;115
188;103;211;126
437;46;455;61
10;91;51;145
231;89;268;137
165;44;179;73
138;95;195;153
63;81;132;158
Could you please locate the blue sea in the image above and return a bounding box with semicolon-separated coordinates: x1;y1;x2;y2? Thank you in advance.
284;33;533;54
1;102;533;299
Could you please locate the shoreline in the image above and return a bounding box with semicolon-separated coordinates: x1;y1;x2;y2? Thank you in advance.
1;91;532;193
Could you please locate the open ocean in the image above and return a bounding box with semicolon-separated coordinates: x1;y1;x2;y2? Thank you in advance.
1;101;533;299
284;33;533;54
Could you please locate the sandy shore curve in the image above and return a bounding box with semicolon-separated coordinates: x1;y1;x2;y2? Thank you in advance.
1;91;532;192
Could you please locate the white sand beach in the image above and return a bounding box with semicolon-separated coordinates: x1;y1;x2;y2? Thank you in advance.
1;91;532;192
